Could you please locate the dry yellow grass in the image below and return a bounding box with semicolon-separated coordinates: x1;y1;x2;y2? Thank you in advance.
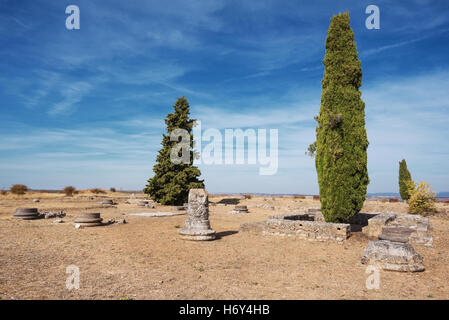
0;192;448;300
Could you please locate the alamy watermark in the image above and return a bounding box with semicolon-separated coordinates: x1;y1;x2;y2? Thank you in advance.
365;5;380;30
365;265;380;290
66;265;80;290
169;121;278;175
65;5;80;30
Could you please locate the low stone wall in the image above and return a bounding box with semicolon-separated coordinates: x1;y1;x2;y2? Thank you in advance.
240;213;350;242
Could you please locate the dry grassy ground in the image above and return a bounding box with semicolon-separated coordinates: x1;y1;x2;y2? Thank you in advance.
1;191;448;300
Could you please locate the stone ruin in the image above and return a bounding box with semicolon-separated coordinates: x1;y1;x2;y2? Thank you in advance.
100;199;116;207
73;212;103;228
360;212;433;247
178;189;216;241
240;209;350;242
360;212;432;272
42;210;66;219
136;200;155;208
13;208;40;220
230;205;249;214
240;207;433;255
361;240;425;272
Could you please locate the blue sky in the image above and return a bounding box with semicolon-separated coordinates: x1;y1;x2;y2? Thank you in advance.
1;0;449;194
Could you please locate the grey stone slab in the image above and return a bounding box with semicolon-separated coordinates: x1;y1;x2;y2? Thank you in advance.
361;240;425;272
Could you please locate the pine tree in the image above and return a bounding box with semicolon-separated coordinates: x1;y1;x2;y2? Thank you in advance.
144;97;204;205
314;12;369;223
399;159;412;200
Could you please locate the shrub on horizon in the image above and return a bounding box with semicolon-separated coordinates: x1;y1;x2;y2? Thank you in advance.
63;186;76;196
407;181;437;215
90;188;106;194
10;184;28;195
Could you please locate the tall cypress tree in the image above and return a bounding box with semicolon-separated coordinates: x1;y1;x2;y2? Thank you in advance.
314;12;369;223
144;97;204;205
399;159;412;200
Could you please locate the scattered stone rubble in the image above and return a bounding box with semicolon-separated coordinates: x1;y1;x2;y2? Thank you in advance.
179;189;216;241
107;218;126;225
42;211;66;219
100;199;116;207
230;205;249;214
136;200;155;208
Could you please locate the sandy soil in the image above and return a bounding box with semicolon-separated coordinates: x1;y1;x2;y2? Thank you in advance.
1;191;448;300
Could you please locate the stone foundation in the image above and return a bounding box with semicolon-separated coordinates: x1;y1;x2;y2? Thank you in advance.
361;213;433;247
240;212;350;242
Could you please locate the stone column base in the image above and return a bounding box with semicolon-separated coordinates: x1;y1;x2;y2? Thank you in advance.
178;228;216;241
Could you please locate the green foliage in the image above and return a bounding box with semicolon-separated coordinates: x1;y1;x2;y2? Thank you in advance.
398;159;412;200
10;184;28;195
63;186;76;196
144;97;204;205
306;142;317;157
314;12;369;223
407;181;436;215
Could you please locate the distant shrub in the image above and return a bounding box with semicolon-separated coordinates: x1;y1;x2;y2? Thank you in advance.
110;187;116;192
90;188;106;194
380;198;388;203
243;194;252;199
407;181;437;215
0;190;7;195
63;186;76;196
10;184;28;195
294;195;305;199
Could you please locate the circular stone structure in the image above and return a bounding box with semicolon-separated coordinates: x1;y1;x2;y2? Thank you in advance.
13;208;40;220
73;212;103;227
179;189;216;241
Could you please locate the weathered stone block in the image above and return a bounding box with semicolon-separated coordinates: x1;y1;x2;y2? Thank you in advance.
361;240;425;272
379;226;414;243
389;214;433;247
362;213;397;238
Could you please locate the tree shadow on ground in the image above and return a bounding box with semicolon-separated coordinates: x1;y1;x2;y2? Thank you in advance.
215;198;240;205
215;231;239;239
